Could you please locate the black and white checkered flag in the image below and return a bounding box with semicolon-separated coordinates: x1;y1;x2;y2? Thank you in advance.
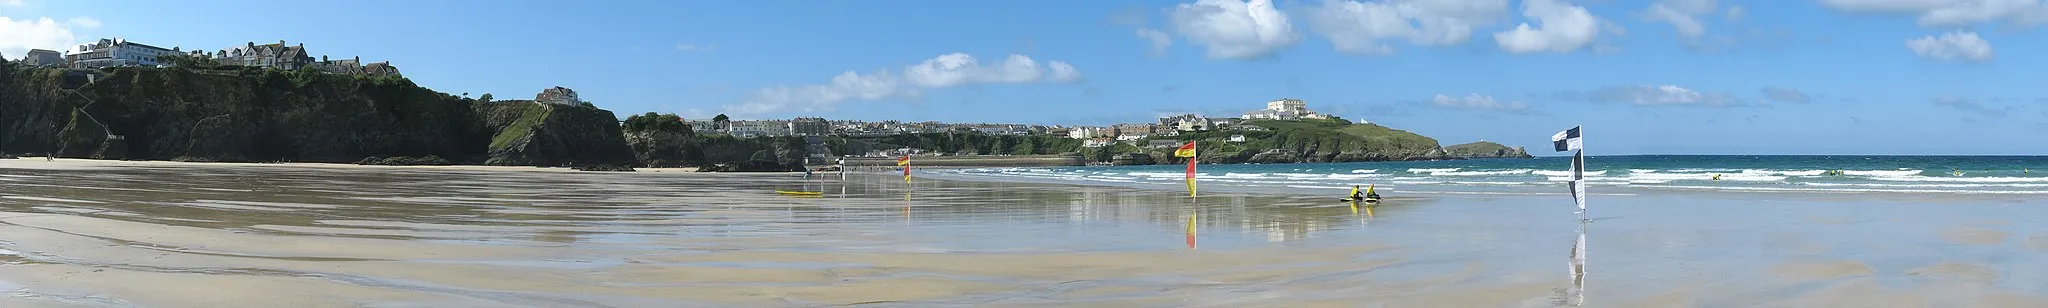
1555;126;1586;216
1552;126;1582;152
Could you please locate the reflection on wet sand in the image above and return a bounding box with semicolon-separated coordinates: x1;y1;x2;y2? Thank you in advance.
0;162;1443;306
1558;222;1588;307
7;159;2048;306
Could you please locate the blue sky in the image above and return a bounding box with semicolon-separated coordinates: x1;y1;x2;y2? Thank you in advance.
4;0;2047;155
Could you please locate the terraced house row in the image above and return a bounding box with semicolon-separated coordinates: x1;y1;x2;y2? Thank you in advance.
18;37;401;78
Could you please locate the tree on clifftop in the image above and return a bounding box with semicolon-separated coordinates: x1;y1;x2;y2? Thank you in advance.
623;112;688;133
156;54;221;69
478;93;493;103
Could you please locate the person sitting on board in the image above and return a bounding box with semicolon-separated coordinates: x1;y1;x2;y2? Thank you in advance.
1345;185;1383;203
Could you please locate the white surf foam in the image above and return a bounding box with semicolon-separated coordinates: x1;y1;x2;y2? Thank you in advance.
1432;169;1532;176
1633;184;2048;194
1534;170;1609;177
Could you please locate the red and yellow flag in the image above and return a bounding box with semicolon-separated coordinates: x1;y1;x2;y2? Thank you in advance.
1173;142;1198;158
897;155;911;182
1178;141;1197;196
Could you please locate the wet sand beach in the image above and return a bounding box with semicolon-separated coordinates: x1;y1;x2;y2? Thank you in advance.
5;158;2048;307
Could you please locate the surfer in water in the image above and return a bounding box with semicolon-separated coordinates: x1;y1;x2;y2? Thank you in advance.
1344;185;1382;204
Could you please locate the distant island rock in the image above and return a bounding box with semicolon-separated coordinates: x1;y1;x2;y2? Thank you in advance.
1443;141;1533;159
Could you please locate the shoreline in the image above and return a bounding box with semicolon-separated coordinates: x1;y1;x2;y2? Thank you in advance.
0;157;700;173
6;154;2048;306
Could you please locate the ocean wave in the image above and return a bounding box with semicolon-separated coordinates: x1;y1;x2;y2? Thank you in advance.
1324;174;1384;180
1220;173;1267;179
1393;180;1545;186
1350;169;1378;173
1632;184;2048;194
1285;184;1357;190
1742;169;1825;176
1407;168;1461;173
1534;170;1610;177
1800;182;2048;188
1843;169;1923;177
1628;173;1787;182
1432;169;1533;176
1863;175;2048;183
1667;168;1742;173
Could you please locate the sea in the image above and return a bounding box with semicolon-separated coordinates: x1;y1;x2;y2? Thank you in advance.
930;155;2048;195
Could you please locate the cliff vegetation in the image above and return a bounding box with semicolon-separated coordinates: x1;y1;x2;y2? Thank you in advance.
1443;141;1533;159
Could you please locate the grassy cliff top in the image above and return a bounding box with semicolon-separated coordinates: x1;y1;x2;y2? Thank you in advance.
1241;118;1442;150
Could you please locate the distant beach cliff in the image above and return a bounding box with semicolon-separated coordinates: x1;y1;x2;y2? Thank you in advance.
0;62;1518;170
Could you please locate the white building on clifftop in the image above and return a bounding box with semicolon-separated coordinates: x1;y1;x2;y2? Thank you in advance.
65;38;181;68
1242;98;1330;120
535;86;582;105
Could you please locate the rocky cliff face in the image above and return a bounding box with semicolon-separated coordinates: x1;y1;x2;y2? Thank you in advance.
623;129;693;167
0;65;636;167
1443;141;1533;159
617;116;809;171
477;101;637;167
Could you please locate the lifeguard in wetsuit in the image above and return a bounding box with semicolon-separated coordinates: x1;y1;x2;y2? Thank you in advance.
1349;185;1382;203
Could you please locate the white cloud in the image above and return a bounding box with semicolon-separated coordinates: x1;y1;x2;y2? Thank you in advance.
729;53;1081;115
1569;85;1743;106
1136;27;1173;56
731;70;904;115
1301;0;1511;55
1431;93;1528;110
1640;0;1718;38
902;54;1051;87
1906;31;1993;62
1168;0;1302;59
1048;61;1082;82
0;17;79;61
1493;0;1602;53
1816;0;2048;27
2;0;25;7
1725;5;1746;21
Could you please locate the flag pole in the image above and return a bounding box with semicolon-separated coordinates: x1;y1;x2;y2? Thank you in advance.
1554;125;1587;223
1577;149;1587;223
1189;141;1199;197
1577;126;1587;223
